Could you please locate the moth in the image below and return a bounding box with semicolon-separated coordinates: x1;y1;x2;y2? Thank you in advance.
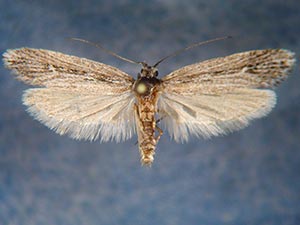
2;37;296;166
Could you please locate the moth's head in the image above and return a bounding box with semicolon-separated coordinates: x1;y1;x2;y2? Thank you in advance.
138;63;158;79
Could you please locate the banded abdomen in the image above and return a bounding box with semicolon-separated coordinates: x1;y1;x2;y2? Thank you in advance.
134;97;158;166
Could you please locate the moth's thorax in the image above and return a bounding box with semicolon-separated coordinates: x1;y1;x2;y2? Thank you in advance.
133;64;161;97
134;76;161;96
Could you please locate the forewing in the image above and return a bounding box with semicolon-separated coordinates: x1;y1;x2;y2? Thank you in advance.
159;49;295;142
3;48;136;141
3;48;134;94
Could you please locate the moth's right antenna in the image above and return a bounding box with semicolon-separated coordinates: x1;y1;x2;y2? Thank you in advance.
69;37;143;65
153;36;232;67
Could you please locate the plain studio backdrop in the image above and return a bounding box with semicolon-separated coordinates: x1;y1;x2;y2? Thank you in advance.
0;0;299;224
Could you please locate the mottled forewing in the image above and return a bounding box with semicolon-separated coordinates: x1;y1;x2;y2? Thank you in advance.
159;49;295;142
3;48;134;93
3;48;136;141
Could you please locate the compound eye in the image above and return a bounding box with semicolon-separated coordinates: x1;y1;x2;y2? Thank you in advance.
154;70;158;77
136;83;147;94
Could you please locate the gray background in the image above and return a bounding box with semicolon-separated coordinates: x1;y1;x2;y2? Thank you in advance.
0;0;299;224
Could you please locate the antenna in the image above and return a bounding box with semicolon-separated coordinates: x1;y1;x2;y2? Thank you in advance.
69;37;142;65
153;35;232;67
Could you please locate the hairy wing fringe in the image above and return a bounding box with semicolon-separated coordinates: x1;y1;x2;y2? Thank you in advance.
23;88;135;142
159;89;276;142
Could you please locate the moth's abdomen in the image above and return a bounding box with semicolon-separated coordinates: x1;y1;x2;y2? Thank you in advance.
134;93;160;166
139;120;157;166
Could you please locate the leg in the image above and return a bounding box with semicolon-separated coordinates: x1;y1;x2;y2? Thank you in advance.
156;108;166;124
156;116;165;124
155;125;163;142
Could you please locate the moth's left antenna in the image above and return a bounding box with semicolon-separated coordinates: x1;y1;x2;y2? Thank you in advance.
153;36;232;67
69;37;142;65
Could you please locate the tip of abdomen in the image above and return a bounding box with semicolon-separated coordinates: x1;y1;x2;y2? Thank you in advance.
140;149;155;166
